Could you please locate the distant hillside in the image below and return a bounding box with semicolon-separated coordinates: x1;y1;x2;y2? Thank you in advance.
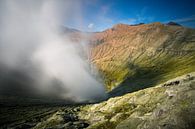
89;22;195;96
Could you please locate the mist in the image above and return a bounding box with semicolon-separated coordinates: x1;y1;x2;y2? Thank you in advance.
0;0;107;103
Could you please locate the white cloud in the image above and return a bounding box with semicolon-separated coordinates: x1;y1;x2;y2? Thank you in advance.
171;15;195;23
88;23;94;29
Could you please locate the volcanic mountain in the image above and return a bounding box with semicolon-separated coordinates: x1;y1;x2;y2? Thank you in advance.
1;22;195;129
89;22;195;97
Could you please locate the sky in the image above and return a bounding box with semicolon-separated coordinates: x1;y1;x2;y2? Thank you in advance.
64;0;195;32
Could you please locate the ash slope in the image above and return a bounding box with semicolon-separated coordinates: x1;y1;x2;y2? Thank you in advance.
90;22;195;97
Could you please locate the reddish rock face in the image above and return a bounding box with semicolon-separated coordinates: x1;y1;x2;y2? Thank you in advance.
87;23;195;91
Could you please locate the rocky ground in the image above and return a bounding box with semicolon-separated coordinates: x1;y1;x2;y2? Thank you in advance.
0;105;89;129
33;106;89;129
78;72;195;129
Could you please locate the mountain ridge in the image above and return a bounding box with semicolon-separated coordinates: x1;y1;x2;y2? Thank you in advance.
88;22;195;97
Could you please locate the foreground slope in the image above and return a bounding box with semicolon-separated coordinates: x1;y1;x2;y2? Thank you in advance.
78;72;195;129
90;23;195;96
23;73;195;129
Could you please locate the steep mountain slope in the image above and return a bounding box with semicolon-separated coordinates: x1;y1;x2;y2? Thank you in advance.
89;22;195;96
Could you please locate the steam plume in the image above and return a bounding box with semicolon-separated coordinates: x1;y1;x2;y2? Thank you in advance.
0;0;107;102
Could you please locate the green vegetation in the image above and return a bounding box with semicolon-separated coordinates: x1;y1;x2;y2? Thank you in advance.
109;51;195;96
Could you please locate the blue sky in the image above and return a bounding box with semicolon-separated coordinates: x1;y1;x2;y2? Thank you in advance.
66;0;195;31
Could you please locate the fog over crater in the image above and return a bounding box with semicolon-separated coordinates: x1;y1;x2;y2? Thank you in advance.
0;0;107;102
